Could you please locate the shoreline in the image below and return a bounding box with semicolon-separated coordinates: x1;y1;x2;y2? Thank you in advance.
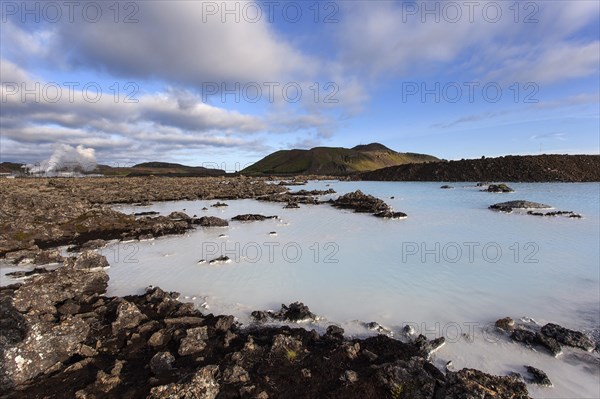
1;257;533;398
1;177;598;397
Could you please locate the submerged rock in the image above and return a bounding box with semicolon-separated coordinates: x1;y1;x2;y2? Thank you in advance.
231;214;278;222
373;210;407;219
485;184;514;193
5;267;50;279
289;189;336;196
211;202;228;207
440;185;453;189
489;200;551;213
527;210;582;218
133;211;160;216
209;255;231;264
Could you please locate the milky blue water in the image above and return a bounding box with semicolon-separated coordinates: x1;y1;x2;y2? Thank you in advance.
108;181;600;334
4;181;599;397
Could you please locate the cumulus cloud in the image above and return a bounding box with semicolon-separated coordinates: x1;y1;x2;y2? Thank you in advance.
1;0;598;162
40;1;316;86
335;1;599;84
0;59;273;162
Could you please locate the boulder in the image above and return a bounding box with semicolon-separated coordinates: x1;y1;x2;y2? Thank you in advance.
111;301;147;333
149;351;175;375
496;317;516;332
178;326;209;356
73;250;109;269
540;323;595;352
148;365;220;399
485;184;514;193
168;211;191;221
510;329;562;357
489;200;551;212
271;302;317;322
443;368;529;398
196;216;229;227
524;365;552;387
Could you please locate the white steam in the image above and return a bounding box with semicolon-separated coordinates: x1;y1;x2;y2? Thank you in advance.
26;144;97;174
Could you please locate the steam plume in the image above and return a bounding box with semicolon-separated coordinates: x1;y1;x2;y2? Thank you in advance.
25;144;97;174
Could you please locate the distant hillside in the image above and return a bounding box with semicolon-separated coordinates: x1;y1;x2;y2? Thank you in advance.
0;162;24;174
242;143;438;175
98;162;226;177
361;155;600;182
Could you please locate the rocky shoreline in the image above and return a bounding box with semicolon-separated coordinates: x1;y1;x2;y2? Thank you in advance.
360;155;600;182
0;177;406;260
0;177;286;256
1;176;597;397
1;254;535;399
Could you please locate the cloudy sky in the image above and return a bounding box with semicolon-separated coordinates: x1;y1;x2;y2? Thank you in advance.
1;0;598;170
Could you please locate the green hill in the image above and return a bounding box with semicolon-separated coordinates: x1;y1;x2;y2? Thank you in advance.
241;143;438;175
98;162;226;177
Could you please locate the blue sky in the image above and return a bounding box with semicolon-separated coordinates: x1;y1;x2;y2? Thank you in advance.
1;0;598;170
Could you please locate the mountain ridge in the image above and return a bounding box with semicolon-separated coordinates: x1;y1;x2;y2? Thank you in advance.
360;154;600;182
241;143;438;175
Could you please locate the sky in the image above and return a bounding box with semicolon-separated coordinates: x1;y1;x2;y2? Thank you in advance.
1;0;599;171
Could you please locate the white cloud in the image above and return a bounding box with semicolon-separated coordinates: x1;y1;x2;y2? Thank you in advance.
48;1;318;85
0;59;272;162
335;1;600;84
